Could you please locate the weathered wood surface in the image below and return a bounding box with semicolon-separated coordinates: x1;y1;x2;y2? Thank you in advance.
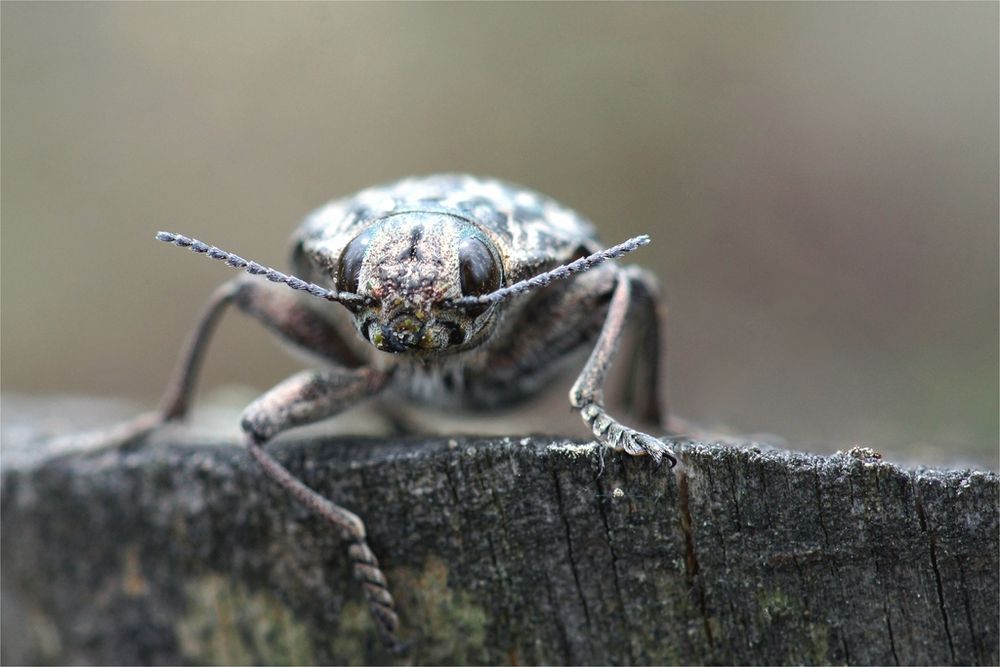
2;399;997;666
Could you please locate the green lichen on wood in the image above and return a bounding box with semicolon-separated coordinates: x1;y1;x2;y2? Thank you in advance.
21;606;63;664
755;588;833;664
332;555;488;665
177;574;316;666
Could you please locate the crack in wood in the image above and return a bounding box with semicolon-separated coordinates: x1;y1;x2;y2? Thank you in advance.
915;488;957;663
549;466;593;635
676;464;714;649
592;469;633;664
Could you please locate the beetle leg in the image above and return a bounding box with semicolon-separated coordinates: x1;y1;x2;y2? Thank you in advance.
46;281;243;453
69;278;365;450
161;277;366;420
239;367;401;644
619;266;668;428
155;280;243;421
569;269;677;467
460;265;617;408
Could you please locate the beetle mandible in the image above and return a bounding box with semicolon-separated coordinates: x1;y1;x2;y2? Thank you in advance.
111;174;676;644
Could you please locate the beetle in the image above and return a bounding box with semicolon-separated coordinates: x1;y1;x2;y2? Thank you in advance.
107;174;675;644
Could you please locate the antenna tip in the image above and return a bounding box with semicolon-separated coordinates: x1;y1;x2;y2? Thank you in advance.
635;234;651;245
155;231;175;242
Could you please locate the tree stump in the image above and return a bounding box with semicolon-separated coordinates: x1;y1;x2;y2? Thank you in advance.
2;396;997;665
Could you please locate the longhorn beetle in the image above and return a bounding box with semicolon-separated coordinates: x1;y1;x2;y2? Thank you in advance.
106;174;676;645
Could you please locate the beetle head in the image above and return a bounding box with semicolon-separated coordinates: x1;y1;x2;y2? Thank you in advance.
312;212;504;354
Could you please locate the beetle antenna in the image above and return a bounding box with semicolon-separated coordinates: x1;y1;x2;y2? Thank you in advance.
451;234;651;306
155;232;364;305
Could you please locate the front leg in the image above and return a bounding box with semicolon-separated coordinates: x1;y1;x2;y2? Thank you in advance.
66;278;364;451
570;269;677;467
466;264;675;465
240;367;402;643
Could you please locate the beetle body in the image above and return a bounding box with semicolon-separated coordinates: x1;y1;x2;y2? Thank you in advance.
286;175;613;411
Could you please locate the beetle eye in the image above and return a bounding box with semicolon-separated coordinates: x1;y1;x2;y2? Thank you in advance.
458;236;501;298
337;228;375;293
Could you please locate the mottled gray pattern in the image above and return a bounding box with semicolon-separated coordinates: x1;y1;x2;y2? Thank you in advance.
293;174;601;286
284;175;625;412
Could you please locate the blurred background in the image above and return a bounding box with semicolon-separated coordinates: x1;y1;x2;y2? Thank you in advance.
2;2;996;468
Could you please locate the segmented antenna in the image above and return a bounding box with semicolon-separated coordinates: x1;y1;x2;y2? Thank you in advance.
157;231;649;309
451;234;651;306
155;232;364;305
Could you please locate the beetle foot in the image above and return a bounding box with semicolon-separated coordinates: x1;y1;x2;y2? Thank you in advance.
45;410;165;459
581;403;677;467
